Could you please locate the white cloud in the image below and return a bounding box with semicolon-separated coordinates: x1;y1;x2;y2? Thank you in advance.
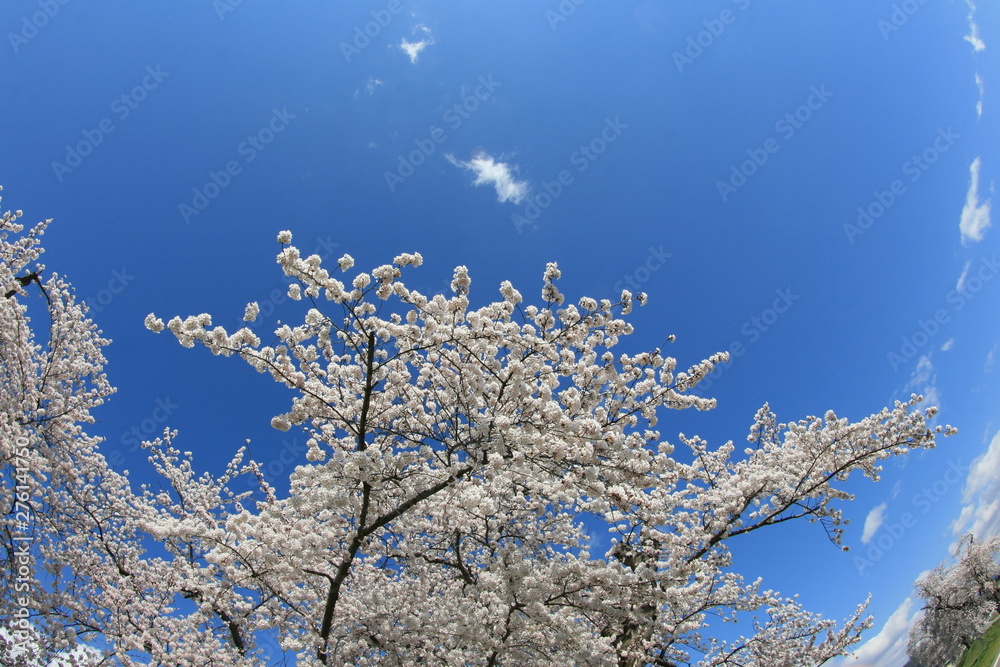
352;78;384;100
960;157;992;244
941;338;954;351
904;354;940;411
953;428;1000;538
965;0;986;52
400;40;427;63
841;597;919;667
400;25;435;64
862;503;888;544
953;503;976;534
966;26;986;52
907;354;933;387
957;261;971;292
986;345;997;373
446;151;529;205
975;72;984;118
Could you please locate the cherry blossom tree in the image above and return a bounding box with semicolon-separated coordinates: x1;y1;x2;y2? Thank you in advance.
0;188;114;666
1;205;956;666
907;533;1000;666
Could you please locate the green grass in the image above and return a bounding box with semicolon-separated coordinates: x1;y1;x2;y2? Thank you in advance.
958;617;1000;667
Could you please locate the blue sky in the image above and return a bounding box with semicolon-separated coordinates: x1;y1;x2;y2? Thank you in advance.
1;1;998;664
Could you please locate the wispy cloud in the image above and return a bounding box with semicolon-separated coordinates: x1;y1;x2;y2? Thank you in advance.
861;502;888;544
964;2;985;117
960;157;992;244
354;77;384;100
941;338;954;351
957;261;972;292
904;354;940;411
952;428;1000;538
446;151;529;205
400;24;435;64
974;72;984;118
840;597;918;667
964;0;986;52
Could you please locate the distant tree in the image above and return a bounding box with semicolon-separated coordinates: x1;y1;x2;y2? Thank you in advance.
907;533;1000;666
1;202;955;665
